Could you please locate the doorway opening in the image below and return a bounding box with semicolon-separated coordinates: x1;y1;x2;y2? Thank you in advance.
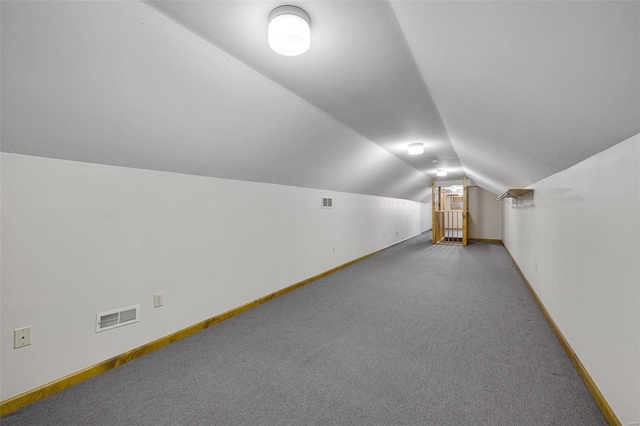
432;177;468;246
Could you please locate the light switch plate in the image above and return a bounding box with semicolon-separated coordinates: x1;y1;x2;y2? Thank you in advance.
154;293;163;308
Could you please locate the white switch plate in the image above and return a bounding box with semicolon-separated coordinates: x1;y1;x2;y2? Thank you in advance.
154;293;163;308
14;326;31;349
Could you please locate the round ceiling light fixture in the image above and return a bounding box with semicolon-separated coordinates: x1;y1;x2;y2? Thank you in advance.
268;5;311;56
436;170;447;177
408;143;424;155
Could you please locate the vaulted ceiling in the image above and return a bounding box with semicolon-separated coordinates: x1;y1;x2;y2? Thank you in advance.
2;1;638;201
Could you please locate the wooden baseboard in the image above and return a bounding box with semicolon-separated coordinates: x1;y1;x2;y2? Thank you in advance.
469;238;503;243
1;242;400;416
503;245;621;426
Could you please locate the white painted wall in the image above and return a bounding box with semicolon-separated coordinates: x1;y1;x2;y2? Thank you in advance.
420;201;432;232
468;186;503;240
293;188;420;282
503;134;640;424
0;153;422;401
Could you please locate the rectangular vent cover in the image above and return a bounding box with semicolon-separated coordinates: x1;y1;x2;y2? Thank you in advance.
96;305;140;333
322;197;333;209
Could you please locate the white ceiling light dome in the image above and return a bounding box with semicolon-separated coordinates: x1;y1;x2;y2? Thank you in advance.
268;5;311;56
407;143;424;155
436;170;447;177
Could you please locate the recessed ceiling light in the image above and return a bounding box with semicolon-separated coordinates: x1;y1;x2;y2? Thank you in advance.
408;143;424;155
436;170;447;177
268;6;311;56
432;159;439;163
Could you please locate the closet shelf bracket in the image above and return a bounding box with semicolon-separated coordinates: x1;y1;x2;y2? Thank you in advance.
497;189;534;207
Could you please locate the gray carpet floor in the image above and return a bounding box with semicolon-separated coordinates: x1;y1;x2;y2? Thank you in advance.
2;232;606;425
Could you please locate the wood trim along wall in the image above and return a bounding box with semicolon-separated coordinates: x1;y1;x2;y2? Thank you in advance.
468;238;503;243
0;239;405;416
503;245;621;426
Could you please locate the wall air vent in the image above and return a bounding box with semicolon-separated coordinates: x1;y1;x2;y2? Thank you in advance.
96;305;140;333
322;197;333;209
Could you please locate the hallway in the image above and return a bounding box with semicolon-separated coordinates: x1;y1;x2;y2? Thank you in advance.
2;233;605;425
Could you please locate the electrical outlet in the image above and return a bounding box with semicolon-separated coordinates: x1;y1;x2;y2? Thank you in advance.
14;326;31;349
332;247;336;254
154;293;163;308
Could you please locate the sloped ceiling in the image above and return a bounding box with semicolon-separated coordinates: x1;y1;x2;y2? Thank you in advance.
392;1;640;193
1;1;638;201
